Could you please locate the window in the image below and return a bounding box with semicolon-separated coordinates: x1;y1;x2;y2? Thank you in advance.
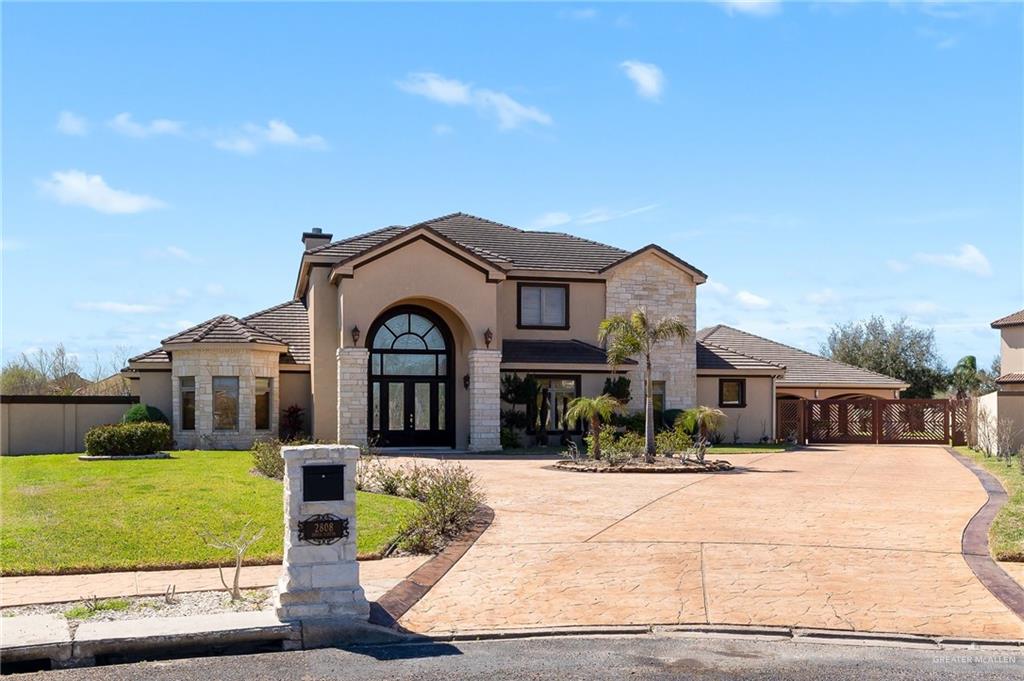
719;378;746;408
180;376;195;431
518;284;568;328
255;378;271;430
652;380;666;424
529;375;581;433
213;376;239;430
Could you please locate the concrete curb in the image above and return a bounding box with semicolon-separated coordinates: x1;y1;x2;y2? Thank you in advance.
946;446;1024;622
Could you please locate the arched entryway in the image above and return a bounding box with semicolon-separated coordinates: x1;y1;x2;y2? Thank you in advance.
367;306;454;447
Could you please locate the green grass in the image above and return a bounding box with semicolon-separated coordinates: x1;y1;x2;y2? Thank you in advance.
64;598;131;620
0;451;420;575
956;446;1024;562
707;443;797;454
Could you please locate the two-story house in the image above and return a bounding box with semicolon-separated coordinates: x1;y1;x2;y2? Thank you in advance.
123;212;906;451
984;308;1024;452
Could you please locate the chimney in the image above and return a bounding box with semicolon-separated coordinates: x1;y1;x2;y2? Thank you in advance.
302;227;333;252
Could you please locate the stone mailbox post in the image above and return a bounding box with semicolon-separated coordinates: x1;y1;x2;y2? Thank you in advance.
275;444;369;623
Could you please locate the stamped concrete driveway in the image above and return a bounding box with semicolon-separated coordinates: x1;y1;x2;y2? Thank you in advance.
397;445;1024;640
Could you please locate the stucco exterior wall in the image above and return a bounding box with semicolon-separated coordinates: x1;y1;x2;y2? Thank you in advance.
775;386;901;400
497;279;606;344
606;252;698;412
1000;326;1024;374
134;371;172;419
308;266;339;442
697;376;774;443
170;345;281;450
1;399;137;455
997;393;1024;454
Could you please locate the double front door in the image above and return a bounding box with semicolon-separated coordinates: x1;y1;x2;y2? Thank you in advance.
373;378;450;447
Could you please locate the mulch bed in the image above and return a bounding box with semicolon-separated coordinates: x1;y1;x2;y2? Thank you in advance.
551;457;733;473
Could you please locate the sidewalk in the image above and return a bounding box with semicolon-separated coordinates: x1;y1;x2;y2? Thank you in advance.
0;556;428;608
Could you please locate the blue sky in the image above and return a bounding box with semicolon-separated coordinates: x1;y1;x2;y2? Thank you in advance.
2;1;1021;374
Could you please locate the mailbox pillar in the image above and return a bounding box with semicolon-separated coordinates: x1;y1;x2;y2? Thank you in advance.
275;444;369;622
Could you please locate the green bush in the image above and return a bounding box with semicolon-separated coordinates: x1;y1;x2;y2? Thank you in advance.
500;427;521;449
656;428;693;456
84;422;172;456
662;409;684;431
613;431;646;457
398;462;483;554
121;403;169;425
584;430;616;460
250;438;315;480
610;411;645;433
500;409;529;430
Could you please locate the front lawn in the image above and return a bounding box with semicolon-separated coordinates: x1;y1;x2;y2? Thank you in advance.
707;443;797;454
955;446;1024;562
0;451;419;575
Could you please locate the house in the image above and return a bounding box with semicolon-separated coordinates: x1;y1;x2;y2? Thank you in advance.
124;212;905;450
980;308;1024;452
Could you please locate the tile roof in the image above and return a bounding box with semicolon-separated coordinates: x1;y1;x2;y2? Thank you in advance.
309;212;634;273
996;373;1024;384
696;324;907;387
501;339;637;365
992;308;1024;328
696;341;784;373
131;300;309;366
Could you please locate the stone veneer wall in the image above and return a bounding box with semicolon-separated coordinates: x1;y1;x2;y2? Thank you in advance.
171;346;281;450
468;349;502;451
336;348;368;446
606;253;698;411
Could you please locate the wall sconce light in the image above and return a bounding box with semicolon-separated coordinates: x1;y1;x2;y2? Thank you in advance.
463;374;471;390
351;325;360;345
484;328;493;348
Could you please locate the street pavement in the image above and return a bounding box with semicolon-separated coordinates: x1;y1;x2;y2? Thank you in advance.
14;634;1023;680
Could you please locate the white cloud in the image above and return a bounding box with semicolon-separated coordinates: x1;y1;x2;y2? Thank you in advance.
577;203;659;225
109;112;184;138
805;288;840;305
397;72;473;105
715;1;780;17
76;301;162;314
397;72;552;130
914;243;992;277
214;120;327;154
902;300;943;316
735;290;771;309
433;123;455;136
886;259;910;273
619;61;665;101
205;283;226;296
56;111;88;136
703;280;730;295
38;170;166;214
530;212;572;230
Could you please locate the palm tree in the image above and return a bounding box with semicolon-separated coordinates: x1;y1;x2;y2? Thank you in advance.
679;405;727;441
564;394;621;460
598;307;690;462
950;355;982;399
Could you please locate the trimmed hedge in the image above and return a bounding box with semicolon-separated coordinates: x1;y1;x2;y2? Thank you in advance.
121;403;169;425
84;422;172;456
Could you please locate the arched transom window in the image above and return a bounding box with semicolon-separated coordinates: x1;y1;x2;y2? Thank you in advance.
369;311;449;376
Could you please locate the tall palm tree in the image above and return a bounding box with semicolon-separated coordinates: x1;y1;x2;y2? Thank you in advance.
598;307;691;462
564;393;621;460
950;355;981;399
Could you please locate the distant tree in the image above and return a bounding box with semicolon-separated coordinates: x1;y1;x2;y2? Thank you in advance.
599;307;690;462
1;344;83;395
821;317;948;398
978;357;1001;395
949;355;983;399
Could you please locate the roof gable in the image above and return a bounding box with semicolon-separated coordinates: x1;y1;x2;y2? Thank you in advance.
697;340;784;374
992;308;1024;328
162;315;286;347
697;324;908;388
599;244;708;283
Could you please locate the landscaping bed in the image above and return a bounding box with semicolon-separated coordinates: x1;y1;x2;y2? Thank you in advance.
552;456;733;473
0;451;419;575
955;446;1024;562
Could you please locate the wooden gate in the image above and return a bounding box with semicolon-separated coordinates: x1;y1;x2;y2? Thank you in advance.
777;399;804;443
803;398;951;445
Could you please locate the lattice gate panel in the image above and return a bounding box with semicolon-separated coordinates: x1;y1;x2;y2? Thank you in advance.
806;399;876;443
950;399;969;446
878;400;949;444
777;399;803;443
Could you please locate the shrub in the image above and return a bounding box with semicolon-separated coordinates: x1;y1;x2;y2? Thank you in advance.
500;409;529;430
121;403;169;425
662;409;684;431
399;462;483;554
84;422;172;456
613;431;646;457
280;405;305;440
500;427;521;449
250;438;317;479
602;376;631;404
610;411;645;433
584;430;616;460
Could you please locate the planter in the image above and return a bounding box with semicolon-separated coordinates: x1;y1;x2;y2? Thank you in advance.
78;453;172;461
552;457;733;474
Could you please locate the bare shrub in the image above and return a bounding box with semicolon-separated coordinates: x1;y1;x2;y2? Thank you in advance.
199;520;266;601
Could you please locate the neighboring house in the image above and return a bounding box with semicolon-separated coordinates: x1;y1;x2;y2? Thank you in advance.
696;325;908;442
124;212;904;450
982;308;1024;452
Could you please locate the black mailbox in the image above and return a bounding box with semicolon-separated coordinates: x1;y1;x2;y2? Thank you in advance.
302;464;345;502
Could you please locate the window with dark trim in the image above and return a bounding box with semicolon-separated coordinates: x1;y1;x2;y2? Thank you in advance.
528;375;581;433
180;376;195;431
213;376;239;431
719;378;746;408
255;377;271;431
517;283;569;329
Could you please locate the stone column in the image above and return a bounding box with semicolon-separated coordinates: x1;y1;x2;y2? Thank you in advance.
275;444;369;623
468;349;502;451
337;348;369;445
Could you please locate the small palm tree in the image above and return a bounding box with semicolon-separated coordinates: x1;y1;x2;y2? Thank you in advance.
679;405;727;442
599;307;690;462
565;394;621;460
950;355;982;399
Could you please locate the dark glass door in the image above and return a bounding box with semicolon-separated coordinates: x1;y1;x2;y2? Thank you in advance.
378;380;448;446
